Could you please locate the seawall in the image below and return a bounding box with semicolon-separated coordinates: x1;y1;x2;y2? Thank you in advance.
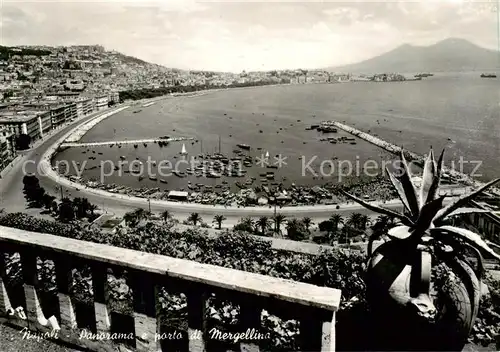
63;106;130;143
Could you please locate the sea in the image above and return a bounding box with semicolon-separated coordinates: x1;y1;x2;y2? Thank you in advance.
54;72;500;192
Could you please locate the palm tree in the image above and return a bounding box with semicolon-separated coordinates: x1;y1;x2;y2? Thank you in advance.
88;203;98;217
341;148;500;350
235;217;255;233
257;216;270;235
123;208;149;227
329;214;344;233
213;214;226;230
327;214;344;242
272;213;287;235
188;212;202;226
161;210;173;224
302;217;314;232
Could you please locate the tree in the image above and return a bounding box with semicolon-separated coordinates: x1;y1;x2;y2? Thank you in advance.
272;213;287;235
329;214;344;234
234;217;255;233
286;218;308;241
161;210;173;224
58;198;75;222
371;215;396;238
257;216;270;235
88;204;98;218
123;208;149;227
22;175;45;207
188;212;202;226
42;194;55;210
212;215;226;230
302;217;314;233
51;200;58;213
15;134;31;150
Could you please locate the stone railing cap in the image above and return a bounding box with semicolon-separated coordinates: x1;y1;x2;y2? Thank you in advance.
0;226;341;311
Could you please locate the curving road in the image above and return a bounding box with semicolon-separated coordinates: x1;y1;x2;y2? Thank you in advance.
1;102;454;225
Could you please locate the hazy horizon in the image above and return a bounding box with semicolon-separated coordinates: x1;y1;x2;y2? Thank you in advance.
2;0;499;72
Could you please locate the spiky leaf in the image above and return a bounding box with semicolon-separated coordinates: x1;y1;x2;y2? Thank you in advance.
397;151;420;215
431;225;500;261
386;167;413;216
414;196;446;235
340;190;414;226
387;225;412;240
425;149;445;204
433;178;500;223
419;149;436;208
442;208;492;220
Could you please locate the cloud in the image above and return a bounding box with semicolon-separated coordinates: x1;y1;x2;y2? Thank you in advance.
1;0;497;71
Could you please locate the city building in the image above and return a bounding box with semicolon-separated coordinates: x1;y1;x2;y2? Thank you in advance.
0;126;15;171
50;104;67;128
95;95;109;111
0;113;42;142
75;97;93;117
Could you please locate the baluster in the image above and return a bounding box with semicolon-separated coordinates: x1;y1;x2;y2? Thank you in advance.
0;251;12;316
91;262;110;334
20;248;45;331
54;254;76;330
239;303;261;352
186;290;208;352
130;271;160;352
299;308;336;352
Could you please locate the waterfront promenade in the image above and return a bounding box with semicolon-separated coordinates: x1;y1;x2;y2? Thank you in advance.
60;136;194;148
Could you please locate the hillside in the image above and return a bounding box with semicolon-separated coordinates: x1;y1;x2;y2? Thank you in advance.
326;38;500;73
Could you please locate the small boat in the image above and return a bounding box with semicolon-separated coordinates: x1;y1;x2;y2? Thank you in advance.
143;143;148;147
160;179;168;184
173;171;186;178
237;144;251;150
134;144;138;149
480;74;497;78
267;165;278;169
138;176;144;181
180;143;188;155
149;176;157;181
120;156;126;160
98;152;103;155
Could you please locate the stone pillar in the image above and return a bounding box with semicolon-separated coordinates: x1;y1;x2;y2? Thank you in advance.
187;291;207;352
0;252;12;315
20;250;45;331
130;271;160;352
239;304;261;352
54;255;76;330
91;263;111;334
300;308;336;352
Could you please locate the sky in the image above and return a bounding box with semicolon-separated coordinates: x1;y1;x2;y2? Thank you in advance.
0;0;499;72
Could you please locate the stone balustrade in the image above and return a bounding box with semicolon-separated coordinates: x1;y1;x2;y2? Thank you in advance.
0;226;341;351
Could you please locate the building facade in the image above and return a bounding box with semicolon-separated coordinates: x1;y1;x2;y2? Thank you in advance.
0;126;15;171
0;113;41;142
95;95;109;111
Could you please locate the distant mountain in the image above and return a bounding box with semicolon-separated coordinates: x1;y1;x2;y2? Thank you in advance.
326;38;500;73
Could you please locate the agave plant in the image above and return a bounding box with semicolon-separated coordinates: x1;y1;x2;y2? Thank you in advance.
341;148;500;350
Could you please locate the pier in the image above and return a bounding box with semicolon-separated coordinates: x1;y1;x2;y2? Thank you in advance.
59;136;194;148
330;121;479;186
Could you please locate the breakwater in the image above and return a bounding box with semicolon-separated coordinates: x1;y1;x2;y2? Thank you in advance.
331;121;480;187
